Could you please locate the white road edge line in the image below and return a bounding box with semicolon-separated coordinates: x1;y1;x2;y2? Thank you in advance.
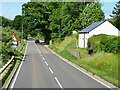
10;42;28;88
45;61;49;66
55;77;63;89
46;46;112;89
49;67;54;74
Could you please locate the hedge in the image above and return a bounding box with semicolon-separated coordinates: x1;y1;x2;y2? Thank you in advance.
87;34;120;54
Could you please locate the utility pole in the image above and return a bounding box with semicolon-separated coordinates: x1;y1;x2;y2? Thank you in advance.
22;24;23;42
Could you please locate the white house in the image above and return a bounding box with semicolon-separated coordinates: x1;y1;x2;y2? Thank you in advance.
79;20;120;48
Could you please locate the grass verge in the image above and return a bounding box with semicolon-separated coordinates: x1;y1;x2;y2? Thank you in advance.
0;40;27;89
49;44;118;87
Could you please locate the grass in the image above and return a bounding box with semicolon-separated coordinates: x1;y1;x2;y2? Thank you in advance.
54;34;78;49
49;35;119;87
49;44;77;62
0;40;27;89
76;52;118;86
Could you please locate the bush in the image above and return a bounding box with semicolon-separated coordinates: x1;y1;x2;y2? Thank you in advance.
87;34;120;54
100;35;120;54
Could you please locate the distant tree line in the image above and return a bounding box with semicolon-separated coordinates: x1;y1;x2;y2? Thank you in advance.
1;1;120;44
3;1;103;44
2;1;105;43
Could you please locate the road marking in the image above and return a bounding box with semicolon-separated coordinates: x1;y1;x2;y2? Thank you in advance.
49;67;54;74
42;57;45;61
22;52;26;61
40;54;43;57
45;46;112;89
10;42;28;88
45;61;48;66
35;44;41;54
54;77;63;89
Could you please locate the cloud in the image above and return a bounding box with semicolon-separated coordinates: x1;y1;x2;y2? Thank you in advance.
100;0;119;2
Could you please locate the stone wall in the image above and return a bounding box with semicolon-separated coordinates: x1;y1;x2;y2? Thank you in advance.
55;46;80;59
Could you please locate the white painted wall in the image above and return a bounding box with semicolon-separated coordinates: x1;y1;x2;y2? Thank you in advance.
79;34;84;48
79;33;89;48
79;21;120;48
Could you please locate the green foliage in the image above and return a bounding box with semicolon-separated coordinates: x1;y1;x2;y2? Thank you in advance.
22;2;51;42
109;16;120;31
2;27;22;42
72;2;104;31
0;41;27;89
100;35;120;54
110;1;120;30
53;34;78;49
49;44;77;62
1;41;13;65
21;2;104;43
49;2;87;42
11;15;23;31
78;52;118;86
34;33;44;41
88;34;120;54
110;1;120;18
0;27;22;66
27;34;32;39
49;39;118;86
0;16;12;27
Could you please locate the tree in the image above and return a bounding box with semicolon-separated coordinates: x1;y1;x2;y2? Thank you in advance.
1;16;12;27
110;1;120;18
12;15;23;31
72;2;104;31
0;27;22;65
22;2;51;43
21;1;105;43
49;2;87;42
110;1;120;30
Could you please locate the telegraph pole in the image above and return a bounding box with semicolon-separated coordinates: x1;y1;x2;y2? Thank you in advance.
22;24;23;42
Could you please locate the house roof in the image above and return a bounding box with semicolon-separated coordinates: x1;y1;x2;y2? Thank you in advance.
79;20;106;33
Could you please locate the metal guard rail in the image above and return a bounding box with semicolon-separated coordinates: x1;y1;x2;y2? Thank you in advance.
0;56;14;75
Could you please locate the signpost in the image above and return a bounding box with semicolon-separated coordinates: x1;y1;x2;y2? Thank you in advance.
12;34;17;42
11;34;17;48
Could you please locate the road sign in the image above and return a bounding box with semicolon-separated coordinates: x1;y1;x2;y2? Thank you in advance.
12;34;17;41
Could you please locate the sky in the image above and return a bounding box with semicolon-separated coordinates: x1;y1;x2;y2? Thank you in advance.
0;0;119;20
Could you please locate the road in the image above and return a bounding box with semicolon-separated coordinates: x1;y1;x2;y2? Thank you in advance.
10;40;110;89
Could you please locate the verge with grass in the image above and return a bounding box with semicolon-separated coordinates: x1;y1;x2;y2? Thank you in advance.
49;35;119;87
0;40;27;89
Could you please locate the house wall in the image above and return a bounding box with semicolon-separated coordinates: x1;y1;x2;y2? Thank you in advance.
79;34;84;48
79;21;120;48
79;33;89;48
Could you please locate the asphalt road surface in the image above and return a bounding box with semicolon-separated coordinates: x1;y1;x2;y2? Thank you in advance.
10;40;110;89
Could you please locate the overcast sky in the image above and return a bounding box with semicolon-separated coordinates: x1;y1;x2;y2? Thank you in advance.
0;0;119;20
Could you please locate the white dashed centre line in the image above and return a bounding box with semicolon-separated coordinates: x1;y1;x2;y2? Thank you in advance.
49;67;54;74
55;77;63;89
45;61;48;66
35;43;64;89
42;57;45;61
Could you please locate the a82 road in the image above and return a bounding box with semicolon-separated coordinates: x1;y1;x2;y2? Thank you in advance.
10;40;110;89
